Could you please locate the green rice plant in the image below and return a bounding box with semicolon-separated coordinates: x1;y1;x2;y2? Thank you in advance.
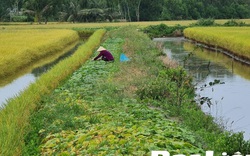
0;29;106;156
184;27;250;61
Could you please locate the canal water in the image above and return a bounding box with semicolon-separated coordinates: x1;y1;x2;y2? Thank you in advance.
0;44;79;108
154;37;250;140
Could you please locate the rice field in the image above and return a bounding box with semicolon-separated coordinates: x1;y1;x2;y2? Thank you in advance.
0;29;106;156
0;20;196;29
0;29;79;78
184;27;250;61
1;19;250;29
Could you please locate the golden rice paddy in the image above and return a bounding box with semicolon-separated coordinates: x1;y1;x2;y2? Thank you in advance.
0;29;79;78
184;27;250;61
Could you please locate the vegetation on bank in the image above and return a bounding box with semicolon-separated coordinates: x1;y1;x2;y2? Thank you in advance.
1;21;250;156
184;27;250;62
142;18;250;38
23;26;204;155
0;29;106;156
22;26;250;156
0;29;79;79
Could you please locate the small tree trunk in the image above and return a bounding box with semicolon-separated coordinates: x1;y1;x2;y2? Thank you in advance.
125;0;131;22
136;0;142;21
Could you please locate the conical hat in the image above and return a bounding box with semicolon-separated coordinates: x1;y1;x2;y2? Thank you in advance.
97;46;106;52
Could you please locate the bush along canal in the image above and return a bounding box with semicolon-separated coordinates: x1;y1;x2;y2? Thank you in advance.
23;26;250;156
154;37;250;140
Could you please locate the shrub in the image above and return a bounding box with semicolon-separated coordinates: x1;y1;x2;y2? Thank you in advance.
190;18;216;26
143;23;187;38
75;30;94;39
11;15;28;22
223;19;248;26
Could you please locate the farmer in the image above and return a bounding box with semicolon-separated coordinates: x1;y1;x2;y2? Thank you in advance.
93;46;114;62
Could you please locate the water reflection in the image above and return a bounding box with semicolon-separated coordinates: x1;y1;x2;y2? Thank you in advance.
0;43;80;108
0;74;36;107
154;37;250;140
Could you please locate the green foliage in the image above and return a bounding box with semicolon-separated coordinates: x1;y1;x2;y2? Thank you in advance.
137;68;194;110
137;72;169;101
223;19;249;26
190;18;216;26
213;132;250;155
75;29;94;39
11;15;28;22
143;24;187;38
20;25;250;155
108;26;250;154
23;27;204;155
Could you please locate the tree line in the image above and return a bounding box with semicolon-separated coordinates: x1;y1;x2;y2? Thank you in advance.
0;0;249;23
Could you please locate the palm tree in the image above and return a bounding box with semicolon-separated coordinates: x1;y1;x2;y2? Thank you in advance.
59;0;81;22
23;0;55;23
59;0;114;22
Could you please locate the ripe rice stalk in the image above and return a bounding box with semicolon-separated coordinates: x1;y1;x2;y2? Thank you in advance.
0;29;79;78
184;27;250;61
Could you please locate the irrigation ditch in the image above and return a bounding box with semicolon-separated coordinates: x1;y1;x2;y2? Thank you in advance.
0;31;92;107
154;37;250;141
0;43;80;107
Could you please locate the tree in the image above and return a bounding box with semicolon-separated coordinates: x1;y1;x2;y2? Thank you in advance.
0;0;23;21
140;0;163;21
59;0;81;22
132;0;142;21
23;0;57;23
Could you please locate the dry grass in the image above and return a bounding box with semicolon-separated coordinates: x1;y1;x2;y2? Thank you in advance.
158;55;179;68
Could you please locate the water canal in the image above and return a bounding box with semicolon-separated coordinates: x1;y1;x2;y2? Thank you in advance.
154;37;250;140
0;43;79;108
